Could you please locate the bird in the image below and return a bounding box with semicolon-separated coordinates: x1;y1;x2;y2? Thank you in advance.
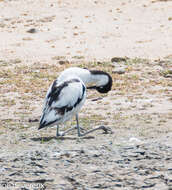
38;67;112;137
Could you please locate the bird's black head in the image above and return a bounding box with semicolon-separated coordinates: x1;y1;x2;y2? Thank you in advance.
89;70;113;93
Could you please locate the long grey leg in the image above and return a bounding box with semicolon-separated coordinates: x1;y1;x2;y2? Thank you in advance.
56;115;109;137
56;125;61;137
75;114;111;137
56;115;84;137
56;125;75;137
76;114;81;137
60;126;78;136
79;126;110;137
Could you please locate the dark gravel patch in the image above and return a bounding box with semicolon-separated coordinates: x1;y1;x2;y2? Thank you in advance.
0;140;171;190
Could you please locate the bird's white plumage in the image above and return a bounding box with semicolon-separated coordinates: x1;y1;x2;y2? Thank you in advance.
58;67;90;84
58;67;109;87
51;79;84;108
39;76;86;129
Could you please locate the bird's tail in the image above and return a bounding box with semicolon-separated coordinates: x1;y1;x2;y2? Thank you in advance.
38;112;47;130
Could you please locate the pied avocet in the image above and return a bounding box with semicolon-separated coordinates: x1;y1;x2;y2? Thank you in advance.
39;67;112;137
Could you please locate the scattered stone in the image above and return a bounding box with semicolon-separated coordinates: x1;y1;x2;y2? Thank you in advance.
164;74;172;78
0;140;171;189
92;169;101;173
29;161;44;168
9;171;22;176
162;69;172;78
28;118;39;122
58;60;69;65
0;158;4;162
141;183;155;188
88;150;102;157
52;56;66;60
64;176;81;187
79;149;85;154
114;183;122;187
99;126;113;134
111;57;128;63
168;69;172;74
129;137;142;143
112;67;126;74
33;170;47;175
26;28;37;33
19;178;54;183
134;151;145;156
91;97;103;101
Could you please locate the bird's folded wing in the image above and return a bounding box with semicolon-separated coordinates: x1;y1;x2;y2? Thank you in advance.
46;79;85;111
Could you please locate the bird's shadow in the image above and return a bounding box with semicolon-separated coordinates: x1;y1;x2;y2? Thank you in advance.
31;135;94;142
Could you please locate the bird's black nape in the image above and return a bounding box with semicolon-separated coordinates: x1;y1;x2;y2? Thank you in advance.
89;70;113;93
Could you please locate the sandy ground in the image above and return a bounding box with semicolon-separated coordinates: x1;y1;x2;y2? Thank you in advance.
0;0;172;62
0;0;172;189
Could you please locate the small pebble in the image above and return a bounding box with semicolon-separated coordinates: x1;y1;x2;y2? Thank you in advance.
112;67;126;74
59;60;69;65
129;137;141;143
27;28;37;33
111;57;127;63
165;74;172;78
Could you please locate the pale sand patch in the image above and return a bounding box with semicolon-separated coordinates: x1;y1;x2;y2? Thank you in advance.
0;0;172;63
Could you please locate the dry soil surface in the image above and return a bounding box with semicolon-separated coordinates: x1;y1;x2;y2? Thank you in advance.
0;0;172;190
